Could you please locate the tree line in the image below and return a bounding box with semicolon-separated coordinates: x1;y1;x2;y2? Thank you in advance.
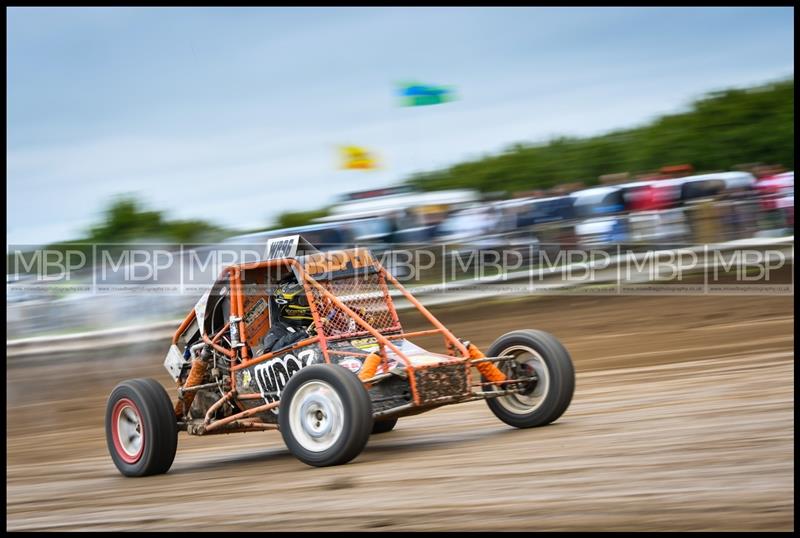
405;78;794;193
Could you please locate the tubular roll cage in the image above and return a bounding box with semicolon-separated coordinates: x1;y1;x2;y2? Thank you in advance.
171;252;486;434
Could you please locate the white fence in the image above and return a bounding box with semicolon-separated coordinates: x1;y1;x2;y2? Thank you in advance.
7;236;792;358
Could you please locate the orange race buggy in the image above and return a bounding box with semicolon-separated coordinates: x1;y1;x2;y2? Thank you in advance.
105;236;575;476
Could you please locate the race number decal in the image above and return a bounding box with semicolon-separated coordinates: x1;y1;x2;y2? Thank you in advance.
253;349;318;405
266;237;298;260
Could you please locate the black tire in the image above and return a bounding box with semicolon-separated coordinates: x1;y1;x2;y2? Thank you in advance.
371;417;398;434
484;330;575;429
279;364;373;467
105;378;178;477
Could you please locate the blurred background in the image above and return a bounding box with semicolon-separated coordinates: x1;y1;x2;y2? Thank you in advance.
6;7;795;337
6;6;794;532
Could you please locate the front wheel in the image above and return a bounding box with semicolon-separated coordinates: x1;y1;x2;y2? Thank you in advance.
279;364;373;467
484;330;575;429
105;378;178;477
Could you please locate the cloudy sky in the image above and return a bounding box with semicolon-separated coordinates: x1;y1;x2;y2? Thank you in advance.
6;7;794;245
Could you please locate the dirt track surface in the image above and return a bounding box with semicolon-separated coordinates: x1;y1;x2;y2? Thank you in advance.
6;294;794;531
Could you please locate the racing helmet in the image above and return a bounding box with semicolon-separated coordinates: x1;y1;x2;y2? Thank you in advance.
273;277;313;324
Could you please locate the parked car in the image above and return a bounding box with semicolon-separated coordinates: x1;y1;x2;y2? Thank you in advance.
570;186;629;248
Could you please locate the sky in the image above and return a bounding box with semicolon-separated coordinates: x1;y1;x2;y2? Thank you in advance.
6;7;794;245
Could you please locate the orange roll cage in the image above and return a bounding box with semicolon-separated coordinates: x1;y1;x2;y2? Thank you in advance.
172;249;503;432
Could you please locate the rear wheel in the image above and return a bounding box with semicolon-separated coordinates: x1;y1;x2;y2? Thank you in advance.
105;378;178;477
279;364;373;467
484;330;574;429
371;416;398;434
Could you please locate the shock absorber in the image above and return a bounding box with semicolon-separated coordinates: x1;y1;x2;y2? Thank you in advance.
174;344;212;417
462;340;507;383
358;352;383;381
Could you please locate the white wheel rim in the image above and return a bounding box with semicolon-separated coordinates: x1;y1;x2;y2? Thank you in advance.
495;344;550;414
117;404;143;458
288;380;345;452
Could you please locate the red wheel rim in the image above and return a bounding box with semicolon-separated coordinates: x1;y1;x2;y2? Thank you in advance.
111;398;144;464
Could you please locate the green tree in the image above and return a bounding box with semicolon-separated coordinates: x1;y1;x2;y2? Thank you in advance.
86;196;228;244
274;208;331;229
406;78;794;193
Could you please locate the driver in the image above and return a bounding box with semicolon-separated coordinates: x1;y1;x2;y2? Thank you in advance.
260;275;315;354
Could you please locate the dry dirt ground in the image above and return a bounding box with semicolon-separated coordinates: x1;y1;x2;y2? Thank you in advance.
6;294;794;531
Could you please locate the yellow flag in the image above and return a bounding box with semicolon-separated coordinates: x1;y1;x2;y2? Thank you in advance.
340;146;378;170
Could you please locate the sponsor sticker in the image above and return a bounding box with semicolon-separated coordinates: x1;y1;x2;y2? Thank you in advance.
351;337;379;351
243;298;268;326
338;357;363;373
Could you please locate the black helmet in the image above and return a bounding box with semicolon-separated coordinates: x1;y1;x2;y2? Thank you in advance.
273;278;313;323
